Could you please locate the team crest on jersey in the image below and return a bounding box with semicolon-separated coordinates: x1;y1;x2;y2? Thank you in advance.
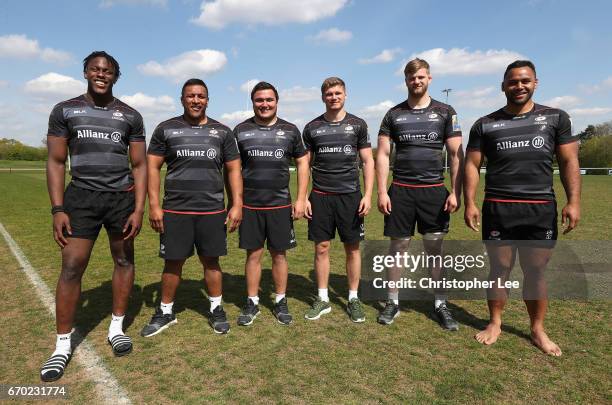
427;132;438;141
343;145;352;154
345;125;353;131
535;116;547;122
206;148;217;159
210;129;218;135
276;130;285;136
429;113;438;119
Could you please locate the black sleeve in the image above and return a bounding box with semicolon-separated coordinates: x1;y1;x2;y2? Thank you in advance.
47;104;69;137
555;110;576;145
357;119;371;149
302;123;313;151
129;111;146;142
147;124;167;156
378;110;392;137
291;126;307;158
467;119;483;151
222;126;240;162
444;106;462;140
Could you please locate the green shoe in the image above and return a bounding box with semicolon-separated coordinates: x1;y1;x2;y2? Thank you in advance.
347;298;365;323
304;298;331;320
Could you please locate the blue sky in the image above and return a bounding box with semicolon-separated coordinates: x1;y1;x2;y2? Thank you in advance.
1;0;611;146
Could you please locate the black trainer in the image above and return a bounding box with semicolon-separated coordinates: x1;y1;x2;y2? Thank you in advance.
435;303;459;331
208;305;230;334
141;307;177;337
273;297;293;325
237;299;260;326
377;300;400;325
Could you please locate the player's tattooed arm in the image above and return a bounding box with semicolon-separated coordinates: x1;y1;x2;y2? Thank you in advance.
556;141;581;234
147;154;165;233
463;149;483;232
375;135;392;215
47;136;71;247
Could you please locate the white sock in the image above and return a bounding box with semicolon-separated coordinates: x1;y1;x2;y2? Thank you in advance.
209;295;222;311
248;295;259;306
388;292;399;306
275;293;286;304
434;295;447;309
348;290;358;301
55;332;72;355
318;288;329;302
160;301;174;315
108;314;125;338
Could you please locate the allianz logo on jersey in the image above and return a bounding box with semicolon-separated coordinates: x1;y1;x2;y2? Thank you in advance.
247;149;285;159
318;145;352;154
77;129;122;143
176;148;217;159
496;135;545;151
398;132;438;141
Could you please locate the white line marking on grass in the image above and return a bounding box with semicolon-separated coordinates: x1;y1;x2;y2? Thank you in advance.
0;222;132;404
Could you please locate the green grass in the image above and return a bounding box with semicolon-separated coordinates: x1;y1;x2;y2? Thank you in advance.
0;159;46;168
0;171;610;404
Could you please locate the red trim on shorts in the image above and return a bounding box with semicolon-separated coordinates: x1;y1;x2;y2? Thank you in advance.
484;198;552;204
243;204;292;210
162;209;227;215
392;181;444;188
312;189;340;195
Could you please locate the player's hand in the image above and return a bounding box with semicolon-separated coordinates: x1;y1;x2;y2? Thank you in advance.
293;199;306;220
123;211;143;240
358;196;371;217
148;205;164;234
444;193;459;213
561;202;580;234
464;203;480;232
226;205;242;232
52;212;72;248
378;192;392;215
304;199;313;219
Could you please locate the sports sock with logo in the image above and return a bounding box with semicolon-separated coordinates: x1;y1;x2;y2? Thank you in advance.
209;295;222;311
108;314;125;338
55;332;72;355
160;301;174;315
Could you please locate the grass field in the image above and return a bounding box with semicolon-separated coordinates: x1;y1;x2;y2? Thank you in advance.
0;165;610;404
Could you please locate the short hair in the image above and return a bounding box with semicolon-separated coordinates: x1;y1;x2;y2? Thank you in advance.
181;78;208;97
403;58;430;77
83;51;121;80
250;81;278;101
504;60;537;79
321;77;346;94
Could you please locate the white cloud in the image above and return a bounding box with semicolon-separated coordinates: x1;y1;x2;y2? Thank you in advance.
359;48;402;64
99;0;167;7
138;50;228;83
220;110;252;125
191;0;348;29
579;76;612;94
0;34;72;64
359;100;394;119
240;79;260;93
119;93;176;114
452;86;505;109
307;28;352;44
569;107;612;116
543;95;582;109
0;80;8;88
280;86;319;103
398;48;526;76
24;73;85;98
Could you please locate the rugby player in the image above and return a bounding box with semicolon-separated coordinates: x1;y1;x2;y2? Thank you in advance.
376;58;464;329
234;81;310;326
41;51;146;381
464;60;580;356
303;77;375;322
140;78;242;337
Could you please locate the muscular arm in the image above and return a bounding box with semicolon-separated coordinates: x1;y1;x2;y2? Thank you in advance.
224;158;243;232
445;136;464;212
123;141;147;239
556;141;581;233
293;153;310;219
375;135;392;215
358;147;375;216
46;136;71;247
463;149;483;231
147;154;165;233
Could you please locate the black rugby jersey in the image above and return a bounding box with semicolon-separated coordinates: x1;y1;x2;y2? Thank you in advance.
47;95;145;191
379;99;461;185
234;117;307;207
467;104;575;201
302;113;370;193
147;116;239;213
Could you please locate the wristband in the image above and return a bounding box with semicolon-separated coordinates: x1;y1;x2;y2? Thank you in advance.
51;205;65;215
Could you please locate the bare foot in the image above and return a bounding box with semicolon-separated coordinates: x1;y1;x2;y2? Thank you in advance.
531;330;562;356
475;323;501;345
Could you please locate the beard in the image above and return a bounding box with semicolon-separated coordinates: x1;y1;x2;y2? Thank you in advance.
408;83;428;97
